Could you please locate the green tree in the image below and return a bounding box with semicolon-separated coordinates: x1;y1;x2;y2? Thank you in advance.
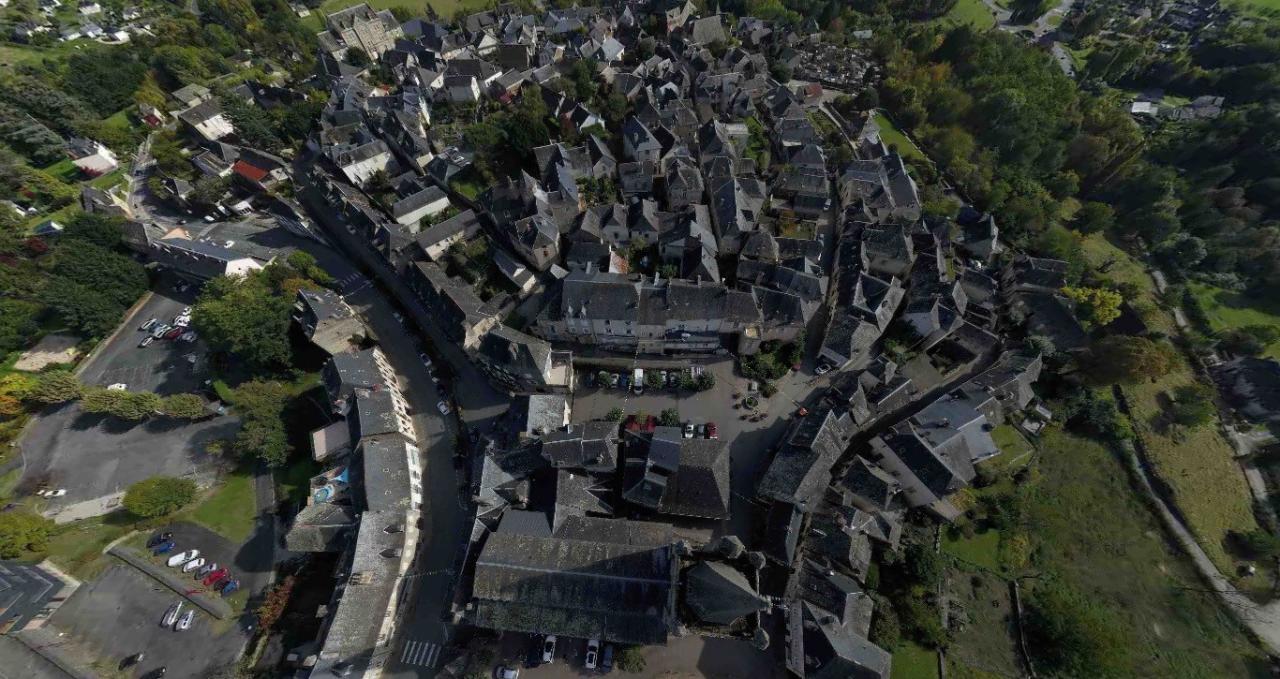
26;371;83;404
1072;201;1114;234
1091;336;1179;384
123;477;197;518
604;407;624;422
695;371;715;391
162;393;208;419
1062;286;1122;328
194;274;294;372
228;380;292;466
0;510;55;558
658;408;680;427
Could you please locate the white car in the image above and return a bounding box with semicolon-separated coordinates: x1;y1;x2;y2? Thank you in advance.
107;383;128;391
166;549;199;567
138;336;154;348
181;307;192;316
683;423;694;439
815;363;831;376
541;635;556;664
182;557;206;573
175;609;194;631
585;639;600;670
436;401;451;415
161;602;183;627
495;666;520;679
140;318;158;331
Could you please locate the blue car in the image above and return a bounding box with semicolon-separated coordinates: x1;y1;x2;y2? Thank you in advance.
152;540;175;555
219;579;240;597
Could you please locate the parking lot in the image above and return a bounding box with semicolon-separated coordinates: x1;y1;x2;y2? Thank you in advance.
18;281;234;520
50;560;248;678
491;632;784;679
568;358;808;540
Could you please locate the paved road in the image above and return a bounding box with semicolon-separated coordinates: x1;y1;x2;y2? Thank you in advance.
292;156;511;677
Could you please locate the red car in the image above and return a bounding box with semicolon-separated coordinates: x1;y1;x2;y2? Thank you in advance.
705;422;718;439
202;568;228;587
163;328;183;340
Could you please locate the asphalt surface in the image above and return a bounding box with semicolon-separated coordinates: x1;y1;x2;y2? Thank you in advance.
18;283;237;519
49;563;245;678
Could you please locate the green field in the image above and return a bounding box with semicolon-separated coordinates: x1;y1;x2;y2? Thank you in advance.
942;529;1001;571
1026;425;1264;676
872;112;929;166
1189;283;1280;358
891;642;940;679
936;0;998;29
189;469;258;543
1078;231;1174;334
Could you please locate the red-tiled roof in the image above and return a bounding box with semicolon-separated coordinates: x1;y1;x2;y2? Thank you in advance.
232;160;269;182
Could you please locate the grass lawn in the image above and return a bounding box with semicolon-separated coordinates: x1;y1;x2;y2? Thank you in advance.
872;112;928;166
40;513;136;580
935;0;998;29
942;529;1001;571
276;455;320;507
1121;369;1259;578
1188;282;1280;358
892;642;939;679
449;175;484;200
990;424;1033;463
1027;425;1264;677
1078;231;1174;334
187;469;258;543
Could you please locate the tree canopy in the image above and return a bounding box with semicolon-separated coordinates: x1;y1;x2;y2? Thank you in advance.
123;477;198;518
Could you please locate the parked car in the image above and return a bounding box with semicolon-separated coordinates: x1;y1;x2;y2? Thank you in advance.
209;575;231;591
139;318;158;331
601;644;614;672
161;602;182;628
175;609;194;631
219;579;239;596
120;652;145;669
147;532;173;548
202;568;228;586
107;383;128;391
695;424;706;438
585;639;600;670
182;557;206;573
141;668;166;679
163;328;183;340
196;562;217;578
495;666;520;679
138;336;154;348
683;423;695;439
706;422;718;439
151;324;171;339
541;635;557;664
181;307;192;316
166;550;199;567
419;353;433;368
436;401;451;415
179;332;197;342
151;540;175;555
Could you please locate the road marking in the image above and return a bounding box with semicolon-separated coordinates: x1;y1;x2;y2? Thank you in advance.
400;640;442;668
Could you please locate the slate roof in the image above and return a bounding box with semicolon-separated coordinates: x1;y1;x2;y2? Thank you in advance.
622;428;730;519
684;561;769;626
471;517;677;645
540;420;619;473
758;408;856;507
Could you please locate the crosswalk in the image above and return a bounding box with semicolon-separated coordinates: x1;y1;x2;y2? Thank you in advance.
399;639;442;668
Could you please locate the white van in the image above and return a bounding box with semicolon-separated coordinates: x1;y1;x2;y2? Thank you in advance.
633;368;645;394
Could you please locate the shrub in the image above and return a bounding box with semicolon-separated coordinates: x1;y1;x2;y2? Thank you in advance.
616;646;646;673
123;477;197;518
161;393;207;419
25;371;83;404
0;510;55;558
